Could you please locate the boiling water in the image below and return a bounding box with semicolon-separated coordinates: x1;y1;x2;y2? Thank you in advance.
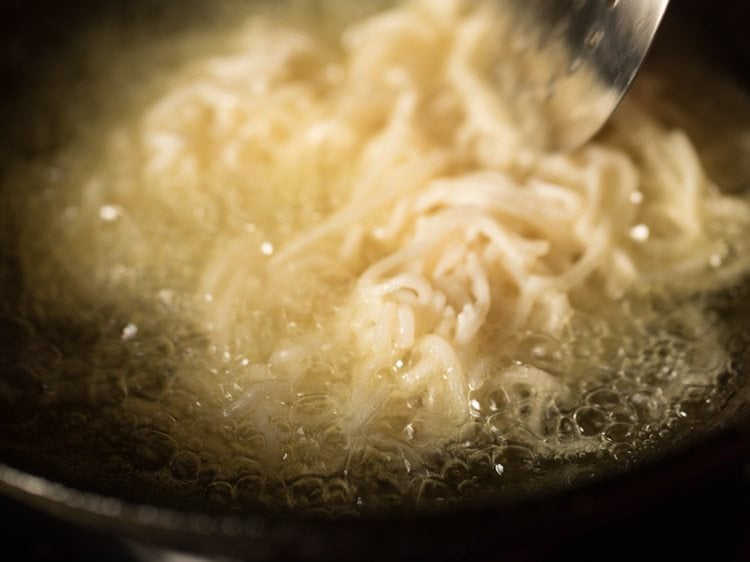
1;1;750;517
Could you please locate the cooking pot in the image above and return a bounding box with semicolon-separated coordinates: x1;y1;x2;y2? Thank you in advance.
0;1;749;560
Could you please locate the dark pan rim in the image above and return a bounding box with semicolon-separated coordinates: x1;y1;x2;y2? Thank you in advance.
0;416;748;559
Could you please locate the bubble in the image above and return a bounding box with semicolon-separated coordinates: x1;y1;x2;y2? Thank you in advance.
197;462;223;485
255;479;285;511
574;406;608;436
611;376;641;396
456;476;482;498
608;443;636;462
552;384;580;413
491;444;536;474
515;332;566;373
115;411;140;436
677;385;713;419
170;451;201;481
289;476;326;510
22;342;63;374
585;388;623;410
416;478;453;507
353;476;405;511
204;481;235;506
610;402;638;424
440;458;469;485
235;423;267;450
138;336;177;357
56;411;89;447
629;391;665;422
556;415;579;441
324;477;352;506
603;423;632;443
162;388;201;419
728;333;748;355
316;421;347;451
641;363;679;386
278;460;311;483
130;428;177;471
128;360;175;401
88;368;128;406
236;474;266;504
486;387;510;412
486;411;515;435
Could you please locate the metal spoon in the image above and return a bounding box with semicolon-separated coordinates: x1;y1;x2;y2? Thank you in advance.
498;0;670;151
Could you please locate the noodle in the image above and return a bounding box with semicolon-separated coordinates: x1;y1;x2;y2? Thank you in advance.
95;0;750;439
161;0;749;450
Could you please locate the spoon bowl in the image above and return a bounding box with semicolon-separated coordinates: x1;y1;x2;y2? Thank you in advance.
500;0;670;151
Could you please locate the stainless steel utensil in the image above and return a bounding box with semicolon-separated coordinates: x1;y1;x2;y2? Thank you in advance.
500;0;670;151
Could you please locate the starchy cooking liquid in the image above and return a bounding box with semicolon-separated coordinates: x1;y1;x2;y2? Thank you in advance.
1;0;750;515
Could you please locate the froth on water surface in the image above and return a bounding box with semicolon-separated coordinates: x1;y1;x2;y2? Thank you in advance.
0;286;748;516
